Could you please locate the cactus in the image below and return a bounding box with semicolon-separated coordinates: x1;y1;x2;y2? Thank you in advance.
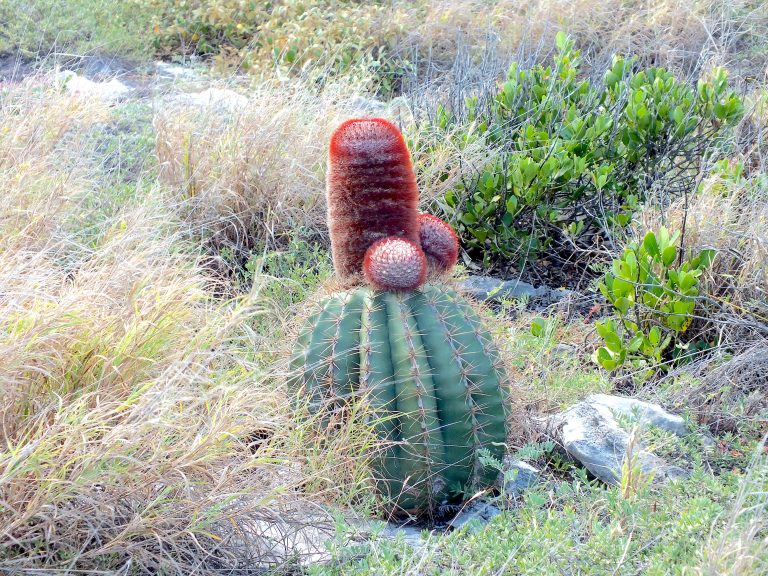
292;117;508;513
292;284;508;511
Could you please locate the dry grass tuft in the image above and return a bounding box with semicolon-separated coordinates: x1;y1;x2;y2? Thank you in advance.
0;79;110;248
153;80;376;276
695;435;768;576
0;76;379;572
658;344;768;435
409;121;502;208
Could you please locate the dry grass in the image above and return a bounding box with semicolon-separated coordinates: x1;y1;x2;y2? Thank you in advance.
409;120;502;207
0;80;110;247
398;0;767;82
154;79;375;276
0;77;381;573
695;434;768;576
657;344;768;435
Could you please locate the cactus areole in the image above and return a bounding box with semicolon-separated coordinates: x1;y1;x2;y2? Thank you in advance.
291;118;509;513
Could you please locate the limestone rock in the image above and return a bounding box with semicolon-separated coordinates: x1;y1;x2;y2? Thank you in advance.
588;394;688;436
165;87;249;112
460;275;547;301
59;71;131;102
546;394;689;485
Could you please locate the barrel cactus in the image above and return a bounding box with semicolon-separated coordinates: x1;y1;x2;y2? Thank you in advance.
291;118;509;513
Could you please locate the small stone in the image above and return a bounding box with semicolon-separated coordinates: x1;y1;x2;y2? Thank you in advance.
551;343;576;354
341;95;387;114
460;275;547;302
79;55;135;80
460;275;576;310
376;522;429;548
498;459;541;497
447;501;501;532
550;344;578;363
349;518;434;554
662;465;690;481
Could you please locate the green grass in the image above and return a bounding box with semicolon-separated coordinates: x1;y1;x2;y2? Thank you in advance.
314;440;768;576
502;313;614;409
62;101;157;245
0;0;156;58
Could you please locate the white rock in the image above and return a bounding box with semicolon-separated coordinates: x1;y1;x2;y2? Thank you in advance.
589;394;688;436
59;71;131;102
166;87;249;112
155;61;200;80
243;512;335;566
548;395;689;485
345;517;435;554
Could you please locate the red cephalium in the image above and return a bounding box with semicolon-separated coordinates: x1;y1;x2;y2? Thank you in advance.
326;118;420;278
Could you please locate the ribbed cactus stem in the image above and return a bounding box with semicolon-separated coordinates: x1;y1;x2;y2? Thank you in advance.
291;284;509;512
418;290;483;485
359;291;403;499
327;118;420;278
387;291;444;502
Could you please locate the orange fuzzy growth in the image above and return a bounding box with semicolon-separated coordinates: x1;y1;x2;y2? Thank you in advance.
327;118;420;277
418;213;459;272
363;237;427;291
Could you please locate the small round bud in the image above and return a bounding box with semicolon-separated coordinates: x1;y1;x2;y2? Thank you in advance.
363;237;428;291
418;213;459;272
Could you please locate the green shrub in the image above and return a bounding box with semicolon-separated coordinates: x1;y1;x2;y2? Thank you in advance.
593;227;716;373
135;0;411;87
427;33;743;267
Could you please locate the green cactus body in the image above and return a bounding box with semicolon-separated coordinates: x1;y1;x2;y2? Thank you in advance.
291;284;509;512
